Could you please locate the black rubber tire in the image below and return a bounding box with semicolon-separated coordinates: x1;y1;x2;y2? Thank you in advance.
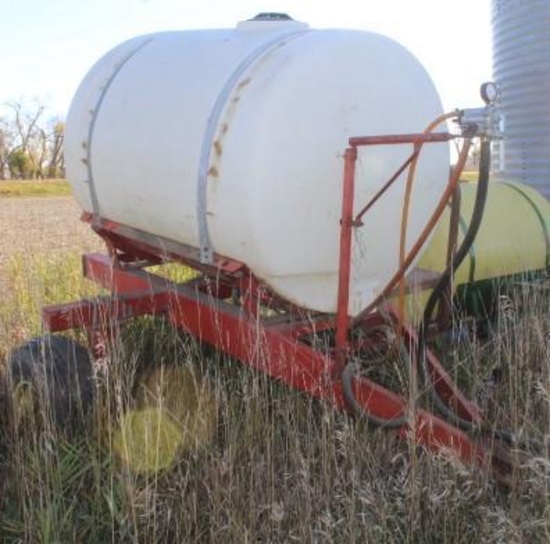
8;334;94;428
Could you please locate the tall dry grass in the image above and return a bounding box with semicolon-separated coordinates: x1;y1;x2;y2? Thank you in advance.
0;252;549;543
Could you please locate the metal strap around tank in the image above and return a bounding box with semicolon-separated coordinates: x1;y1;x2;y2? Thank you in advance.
196;29;311;264
499;181;550;269
85;38;154;226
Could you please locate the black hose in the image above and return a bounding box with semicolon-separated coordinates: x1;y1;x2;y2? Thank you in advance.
416;140;520;447
341;340;411;429
419;140;490;352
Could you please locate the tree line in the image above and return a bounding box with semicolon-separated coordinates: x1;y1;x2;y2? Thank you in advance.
0;100;65;180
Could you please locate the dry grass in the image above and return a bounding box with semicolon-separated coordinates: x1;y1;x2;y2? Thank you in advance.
0;197;549;542
0;196;98;255
0;197;101;293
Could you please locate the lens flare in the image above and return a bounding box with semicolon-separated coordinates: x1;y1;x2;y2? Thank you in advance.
113;365;217;473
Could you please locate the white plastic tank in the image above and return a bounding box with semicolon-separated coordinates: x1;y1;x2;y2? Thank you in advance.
65;14;449;316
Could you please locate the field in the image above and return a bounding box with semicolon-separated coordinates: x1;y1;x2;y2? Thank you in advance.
0;192;549;542
0;179;71;198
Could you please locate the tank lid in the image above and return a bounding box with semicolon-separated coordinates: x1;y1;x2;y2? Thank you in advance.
236;12;308;31
249;12;293;21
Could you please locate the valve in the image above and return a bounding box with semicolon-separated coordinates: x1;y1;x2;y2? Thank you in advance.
455;82;501;139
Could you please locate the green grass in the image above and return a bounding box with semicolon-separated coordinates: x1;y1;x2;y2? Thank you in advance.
460;171;480;182
0;252;549;542
0;179;71;197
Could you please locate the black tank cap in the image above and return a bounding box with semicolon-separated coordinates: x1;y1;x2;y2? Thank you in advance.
249;13;293;21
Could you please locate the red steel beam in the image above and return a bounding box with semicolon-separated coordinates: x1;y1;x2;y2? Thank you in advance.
394;310;482;424
334;147;357;375
65;253;503;478
349;132;455;147
42;291;170;332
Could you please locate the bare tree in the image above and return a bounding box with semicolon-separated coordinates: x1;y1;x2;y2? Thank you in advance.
47;121;65;178
0;98;65;180
0;115;20;180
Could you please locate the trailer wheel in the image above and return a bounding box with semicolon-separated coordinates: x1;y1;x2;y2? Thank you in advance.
7;334;94;429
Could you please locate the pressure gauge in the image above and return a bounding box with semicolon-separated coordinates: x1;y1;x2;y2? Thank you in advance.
480;82;498;105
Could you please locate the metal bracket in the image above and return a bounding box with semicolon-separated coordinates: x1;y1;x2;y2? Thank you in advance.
196;29;310;264
84;38;153;223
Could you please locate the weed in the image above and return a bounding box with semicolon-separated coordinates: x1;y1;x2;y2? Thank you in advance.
0;252;549;542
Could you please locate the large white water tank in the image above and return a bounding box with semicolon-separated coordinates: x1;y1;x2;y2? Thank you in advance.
65;15;449;316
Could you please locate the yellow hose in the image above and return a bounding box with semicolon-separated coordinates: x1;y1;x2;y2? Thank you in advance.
354;117;471;324
397;112;460;329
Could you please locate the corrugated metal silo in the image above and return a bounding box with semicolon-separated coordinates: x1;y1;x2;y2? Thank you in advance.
492;0;550;197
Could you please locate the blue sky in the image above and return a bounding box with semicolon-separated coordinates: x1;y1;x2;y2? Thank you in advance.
1;0;492;118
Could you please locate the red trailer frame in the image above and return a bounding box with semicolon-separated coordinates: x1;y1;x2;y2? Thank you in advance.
41;131;514;483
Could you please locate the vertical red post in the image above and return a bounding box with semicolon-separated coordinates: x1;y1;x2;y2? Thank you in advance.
334;146;358;376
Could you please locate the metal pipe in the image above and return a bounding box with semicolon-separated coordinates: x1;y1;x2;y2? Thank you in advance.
354;150;419;225
334;147;357;375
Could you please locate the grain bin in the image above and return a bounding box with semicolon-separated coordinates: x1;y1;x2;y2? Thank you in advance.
492;0;550;196
64;15;449;316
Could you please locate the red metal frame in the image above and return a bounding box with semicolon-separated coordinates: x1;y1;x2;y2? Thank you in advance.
39;129;513;483
334;131;456;377
43;251;510;482
335;146;357;375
